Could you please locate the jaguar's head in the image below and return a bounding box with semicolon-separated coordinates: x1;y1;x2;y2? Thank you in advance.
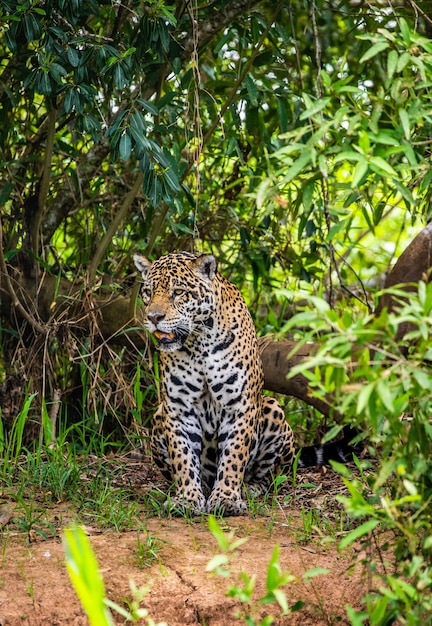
134;252;216;352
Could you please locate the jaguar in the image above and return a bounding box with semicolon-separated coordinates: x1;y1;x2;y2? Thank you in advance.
134;251;358;516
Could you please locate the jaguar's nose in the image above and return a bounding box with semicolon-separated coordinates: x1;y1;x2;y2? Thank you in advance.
147;311;166;325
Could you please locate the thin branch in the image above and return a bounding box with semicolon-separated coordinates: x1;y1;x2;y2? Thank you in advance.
87;171;144;283
407;0;432;27
41;142;110;245
180;0;261;58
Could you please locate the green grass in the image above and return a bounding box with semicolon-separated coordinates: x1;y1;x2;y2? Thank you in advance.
134;531;165;569
0;388;356;557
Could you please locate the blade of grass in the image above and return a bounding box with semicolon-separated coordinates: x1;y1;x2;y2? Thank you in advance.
63;526;114;626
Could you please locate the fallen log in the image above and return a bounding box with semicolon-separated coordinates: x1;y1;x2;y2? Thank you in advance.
258;337;341;420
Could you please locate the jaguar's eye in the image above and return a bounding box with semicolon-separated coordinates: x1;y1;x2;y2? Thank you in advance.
172;288;184;297
141;288;152;300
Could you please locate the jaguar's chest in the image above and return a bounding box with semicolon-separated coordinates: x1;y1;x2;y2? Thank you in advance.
161;348;247;401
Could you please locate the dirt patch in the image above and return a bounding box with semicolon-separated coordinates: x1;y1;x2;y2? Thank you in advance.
0;460;368;625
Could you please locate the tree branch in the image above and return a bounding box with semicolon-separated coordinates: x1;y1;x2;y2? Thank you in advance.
88;171;144;283
41;142;110;246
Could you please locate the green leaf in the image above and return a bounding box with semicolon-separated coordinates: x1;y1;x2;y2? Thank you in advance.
205;554;229;573
370;595;391;623
357;383;374;416
334;151;363;164
399;109;410;140
245;74;258;107
377;379;395;413
369;156;397;177
387;49;398;82
299;96;331;120
399;18;411;46
240;226;251;246
67;47;80;67
338;518;380;550
351;158;368;188
371;132;400;146
114;63;126;88
359;41;389;63
119;132;132;161
346;605;368;626
280;150;313;184
357;131;370;154
303;567;330;581
272;588;289;614
63;526;114;626
50;62;67;84
321;424;344;444
41;398;54;447
163;165;181;192
265;545;281;591
327;218;349;241
22;12;42;42
36;71;52;95
397;52;411;72
138;98;159;116
149;177;162;207
393;178;415;205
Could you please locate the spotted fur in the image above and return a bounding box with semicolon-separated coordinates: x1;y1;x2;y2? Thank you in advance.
134;251;295;515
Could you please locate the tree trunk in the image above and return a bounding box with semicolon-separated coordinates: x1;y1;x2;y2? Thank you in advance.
375;221;432;340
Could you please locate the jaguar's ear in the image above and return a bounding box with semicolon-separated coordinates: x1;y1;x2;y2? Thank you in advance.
134;254;152;278
193;254;217;280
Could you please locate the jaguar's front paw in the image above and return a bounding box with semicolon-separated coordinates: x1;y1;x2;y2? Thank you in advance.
164;493;206;517
206;490;247;516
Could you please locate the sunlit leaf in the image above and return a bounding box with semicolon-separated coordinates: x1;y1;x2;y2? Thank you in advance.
351;158;368;188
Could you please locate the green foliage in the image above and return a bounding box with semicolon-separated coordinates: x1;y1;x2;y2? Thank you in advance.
285;282;432;624
63;526;114;626
63;525;166;625
0;0;430;439
0;1;429;285
255;20;432;287
207;515;301;624
134;531;164;569
1;6;432;622
0;392;36;470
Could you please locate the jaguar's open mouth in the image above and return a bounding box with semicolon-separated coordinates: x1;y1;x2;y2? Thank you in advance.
154;330;176;344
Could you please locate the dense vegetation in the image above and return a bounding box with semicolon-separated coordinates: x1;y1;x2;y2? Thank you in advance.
1;0;432;623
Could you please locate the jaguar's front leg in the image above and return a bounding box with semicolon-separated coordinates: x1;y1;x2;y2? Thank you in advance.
155;406;206;515
206;409;258;516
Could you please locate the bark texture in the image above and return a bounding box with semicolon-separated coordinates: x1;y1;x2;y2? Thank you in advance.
257;337;341;419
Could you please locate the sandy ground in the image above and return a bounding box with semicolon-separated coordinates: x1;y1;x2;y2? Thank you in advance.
0;459;368;625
